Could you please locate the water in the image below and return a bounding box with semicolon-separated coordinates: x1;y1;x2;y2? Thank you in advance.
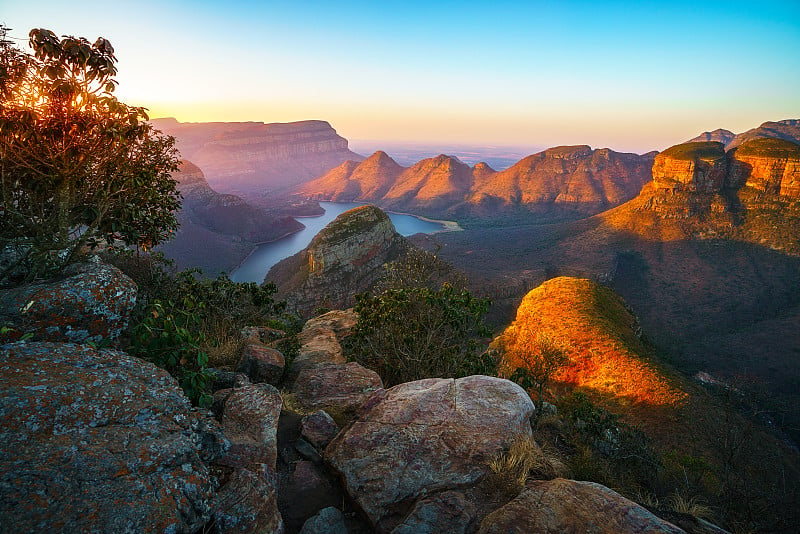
230;202;451;283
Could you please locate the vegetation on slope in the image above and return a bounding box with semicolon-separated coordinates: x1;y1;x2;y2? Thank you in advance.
660;141;725;162
733;137;800;158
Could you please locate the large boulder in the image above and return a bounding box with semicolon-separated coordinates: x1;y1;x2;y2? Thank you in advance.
302;309;359;340
0;258;137;344
477;478;684;534
325;375;534;531
0;341;227;533
391;490;475;534
292;362;383;422
236;340;285;385
216;383;282;470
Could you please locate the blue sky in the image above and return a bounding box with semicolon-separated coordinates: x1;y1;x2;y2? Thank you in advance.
2;0;799;152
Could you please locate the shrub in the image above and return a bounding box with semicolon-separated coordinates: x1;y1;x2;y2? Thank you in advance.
346;283;493;386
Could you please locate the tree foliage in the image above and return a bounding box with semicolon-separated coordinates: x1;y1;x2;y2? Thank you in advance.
0;26;180;284
347;283;494;386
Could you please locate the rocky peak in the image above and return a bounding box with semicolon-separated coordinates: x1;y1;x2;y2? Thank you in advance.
544;145;594;160
267;205;407;314
652;141;727;193
685;128;736;146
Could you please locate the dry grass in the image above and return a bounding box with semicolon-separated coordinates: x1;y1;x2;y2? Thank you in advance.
201;318;246;369
487;435;568;496
279;391;314;416
667;491;714;521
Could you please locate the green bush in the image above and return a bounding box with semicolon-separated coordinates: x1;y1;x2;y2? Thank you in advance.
346;283;493;386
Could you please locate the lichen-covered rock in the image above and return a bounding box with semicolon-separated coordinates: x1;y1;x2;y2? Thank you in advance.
292;362;383;421
301;410;340;450
299;506;348;534
213;465;284;534
391;491;475;534
207;368;251;392
217;383;282;470
303;309;359;340
292;326;346;375
236;341;285;385
477;478;684;534
0;258;136;344
325;375;534;531
0;341;226;533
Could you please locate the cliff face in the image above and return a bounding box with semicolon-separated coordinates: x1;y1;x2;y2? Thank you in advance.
726;138;800;197
651;142;727;193
151;118;363;196
267;205;407;314
156;161;303;275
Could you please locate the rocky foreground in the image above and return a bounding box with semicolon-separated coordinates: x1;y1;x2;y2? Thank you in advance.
0;259;705;533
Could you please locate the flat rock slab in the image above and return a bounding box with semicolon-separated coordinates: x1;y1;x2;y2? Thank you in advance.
303;309;358;340
478;478;685;534
325;375;534;531
0;341;226;533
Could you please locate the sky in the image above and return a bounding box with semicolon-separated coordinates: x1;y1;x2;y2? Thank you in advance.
2;0;799;153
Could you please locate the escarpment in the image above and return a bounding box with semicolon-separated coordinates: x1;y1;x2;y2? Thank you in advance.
151;118;364;195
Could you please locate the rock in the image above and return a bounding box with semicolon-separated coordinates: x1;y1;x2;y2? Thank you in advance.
267;205;408;314
301;410;340;450
217;383;282;470
295;438;323;464
292;326;346;375
299;506;348;534
303;309;359;340
283;460;339;529
0;341;226;533
0;258;136;345
292;362;383;421
391;491;475;534
726;138;800;197
236;341;285;385
213;465;284;534
325;375;534;531
477;478;684;534
652;142;727;193
207;368;251;392
241;325;285;344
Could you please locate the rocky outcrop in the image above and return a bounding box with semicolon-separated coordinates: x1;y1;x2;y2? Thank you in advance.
652;142;727;193
478;478;684;533
0;341;227;532
726;119;800;150
292;362;383;420
152;119;364;195
213;465;284;533
325;375;535;531
236;340;285;385
726;138;800;197
215;383;282;471
0;258;136;345
267;205;407;314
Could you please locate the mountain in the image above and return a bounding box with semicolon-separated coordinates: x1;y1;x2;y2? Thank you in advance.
156;161;303;276
300;147;654;220
266;205;408;314
684;119;800;150
150;118;364;197
465;145;655;215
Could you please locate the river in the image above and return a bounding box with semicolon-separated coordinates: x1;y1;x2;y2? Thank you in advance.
230;202;456;283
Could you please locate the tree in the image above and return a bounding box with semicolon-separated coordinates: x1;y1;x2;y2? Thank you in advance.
347;283;493;386
501;330;570;413
0;26;180;285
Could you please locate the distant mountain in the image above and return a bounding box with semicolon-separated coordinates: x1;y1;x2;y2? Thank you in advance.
684;119;800;149
156;161;303;276
299;146;654;219
150;118;363;197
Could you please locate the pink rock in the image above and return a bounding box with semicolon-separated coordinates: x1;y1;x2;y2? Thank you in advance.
214;465;284;534
292;362;383;420
325;375;534;531
300;410;340;450
478;478;684;534
237;341;285;385
217;384;282;470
